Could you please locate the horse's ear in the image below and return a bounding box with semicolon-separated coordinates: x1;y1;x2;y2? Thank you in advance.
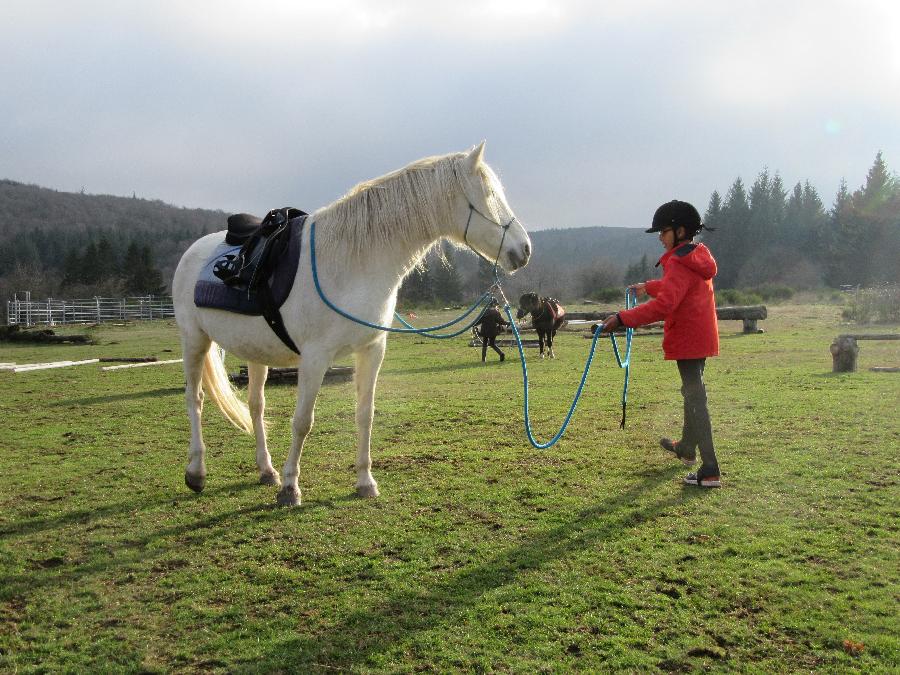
467;141;486;172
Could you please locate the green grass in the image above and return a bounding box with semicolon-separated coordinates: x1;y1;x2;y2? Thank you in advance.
1;306;897;672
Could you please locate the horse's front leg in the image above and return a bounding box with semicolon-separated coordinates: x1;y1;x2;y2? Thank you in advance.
182;336;211;492
247;362;280;487
277;355;330;507
354;338;386;498
538;330;546;358
548;331;556;359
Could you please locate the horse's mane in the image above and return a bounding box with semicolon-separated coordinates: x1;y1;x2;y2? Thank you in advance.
312;150;506;264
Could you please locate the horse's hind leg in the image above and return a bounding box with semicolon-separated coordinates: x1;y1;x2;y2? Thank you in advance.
182;334;211;492
548;331;556;359
247;362;280;487
354;338;386;498
277;354;330;507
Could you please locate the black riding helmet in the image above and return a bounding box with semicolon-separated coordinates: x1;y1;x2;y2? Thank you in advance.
646;200;704;241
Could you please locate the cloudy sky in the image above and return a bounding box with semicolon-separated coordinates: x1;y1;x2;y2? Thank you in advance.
2;1;898;230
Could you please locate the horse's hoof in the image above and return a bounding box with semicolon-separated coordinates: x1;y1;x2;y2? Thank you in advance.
356;482;380;498
185;472;206;493
259;470;281;487
276;486;301;507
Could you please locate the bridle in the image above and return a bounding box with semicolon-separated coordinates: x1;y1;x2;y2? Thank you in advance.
455;163;517;270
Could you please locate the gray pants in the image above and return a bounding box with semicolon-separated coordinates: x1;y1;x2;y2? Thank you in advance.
677;359;720;477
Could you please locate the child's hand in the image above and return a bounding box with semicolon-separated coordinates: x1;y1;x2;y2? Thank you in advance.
628;282;648;299
600;313;621;334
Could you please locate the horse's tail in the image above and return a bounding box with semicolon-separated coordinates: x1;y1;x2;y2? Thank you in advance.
201;342;253;434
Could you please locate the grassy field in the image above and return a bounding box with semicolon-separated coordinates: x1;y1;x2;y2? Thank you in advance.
1;304;898;672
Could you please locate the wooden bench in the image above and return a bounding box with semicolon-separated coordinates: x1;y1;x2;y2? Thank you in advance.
566;305;768;334
230;365;354;385
715;305;767;333
830;334;900;373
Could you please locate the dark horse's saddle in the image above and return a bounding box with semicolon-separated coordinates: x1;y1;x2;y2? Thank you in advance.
541;297;565;324
194;207;308;354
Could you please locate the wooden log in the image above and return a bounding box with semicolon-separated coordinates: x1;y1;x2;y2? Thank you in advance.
839;334;900;341
100;359;183;371
870;366;900;372
14;359;100;373
715;305;768;333
582;331;663;338
565;311;617;321
830;336;859;373
469;338;541;348
229;365;355;386
99;356;159;363
0;326;92;344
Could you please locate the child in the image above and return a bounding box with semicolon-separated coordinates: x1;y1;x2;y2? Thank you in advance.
474;298;509;363
600;200;721;487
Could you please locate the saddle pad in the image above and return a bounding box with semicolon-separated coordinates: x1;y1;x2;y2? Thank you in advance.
194;215;305;315
545;299;565;322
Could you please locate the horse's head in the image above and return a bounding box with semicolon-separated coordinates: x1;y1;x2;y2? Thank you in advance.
453;142;531;273
517;292;539;319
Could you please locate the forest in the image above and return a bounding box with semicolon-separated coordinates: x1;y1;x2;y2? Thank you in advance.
0;152;897;308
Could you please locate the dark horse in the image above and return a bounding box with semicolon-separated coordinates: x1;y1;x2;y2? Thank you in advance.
516;292;566;358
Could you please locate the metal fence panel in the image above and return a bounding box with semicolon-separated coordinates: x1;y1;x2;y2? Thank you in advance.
6;294;175;327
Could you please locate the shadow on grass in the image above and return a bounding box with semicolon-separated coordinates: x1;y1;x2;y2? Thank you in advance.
0;483;359;600
385;360;520;377
720;332;766;340
0;479;260;538
247;466;702;671
47;387;184;407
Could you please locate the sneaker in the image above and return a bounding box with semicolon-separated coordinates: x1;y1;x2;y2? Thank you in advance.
683;472;721;488
659;438;696;466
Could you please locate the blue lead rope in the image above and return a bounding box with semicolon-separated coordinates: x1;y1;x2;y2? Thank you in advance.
311;216;636;443
311;219;493;338
502;288;635;449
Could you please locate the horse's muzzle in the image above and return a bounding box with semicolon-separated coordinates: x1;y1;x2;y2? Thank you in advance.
505;247;528;271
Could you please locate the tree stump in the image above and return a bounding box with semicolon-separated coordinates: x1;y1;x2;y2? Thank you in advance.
830;336;859;372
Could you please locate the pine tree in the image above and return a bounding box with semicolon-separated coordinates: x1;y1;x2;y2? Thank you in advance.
748;169;774;243
623;254;651;286
703;191;723;237
137;245;165;295
398;265;433;305
430;243;463;304
825;179;856;286
769;172;787;243
704;178;750;287
122;242;165;295
79;242;101;285
851;152;899;284
95;235;118;282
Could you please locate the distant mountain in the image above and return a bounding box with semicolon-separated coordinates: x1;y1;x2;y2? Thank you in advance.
0;179;657;300
0;179;226;238
529;226;660;267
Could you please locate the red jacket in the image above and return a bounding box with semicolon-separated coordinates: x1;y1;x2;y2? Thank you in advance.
618;242;719;360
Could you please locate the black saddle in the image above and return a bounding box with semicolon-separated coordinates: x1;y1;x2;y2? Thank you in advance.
226;213;264;245
205;207;308;354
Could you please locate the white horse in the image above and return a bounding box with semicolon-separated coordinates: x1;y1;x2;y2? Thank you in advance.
172;142;532;507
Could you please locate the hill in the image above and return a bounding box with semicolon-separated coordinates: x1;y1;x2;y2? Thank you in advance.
0;179;656;301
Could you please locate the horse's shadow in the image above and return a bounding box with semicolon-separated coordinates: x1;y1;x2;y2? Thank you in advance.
385;360;503;376
250;465;698;671
0;481;360;599
47;387;183;407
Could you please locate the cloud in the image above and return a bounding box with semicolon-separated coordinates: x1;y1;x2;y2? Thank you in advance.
0;1;898;228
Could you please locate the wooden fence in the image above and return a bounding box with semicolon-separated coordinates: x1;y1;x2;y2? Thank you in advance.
6;293;175;326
